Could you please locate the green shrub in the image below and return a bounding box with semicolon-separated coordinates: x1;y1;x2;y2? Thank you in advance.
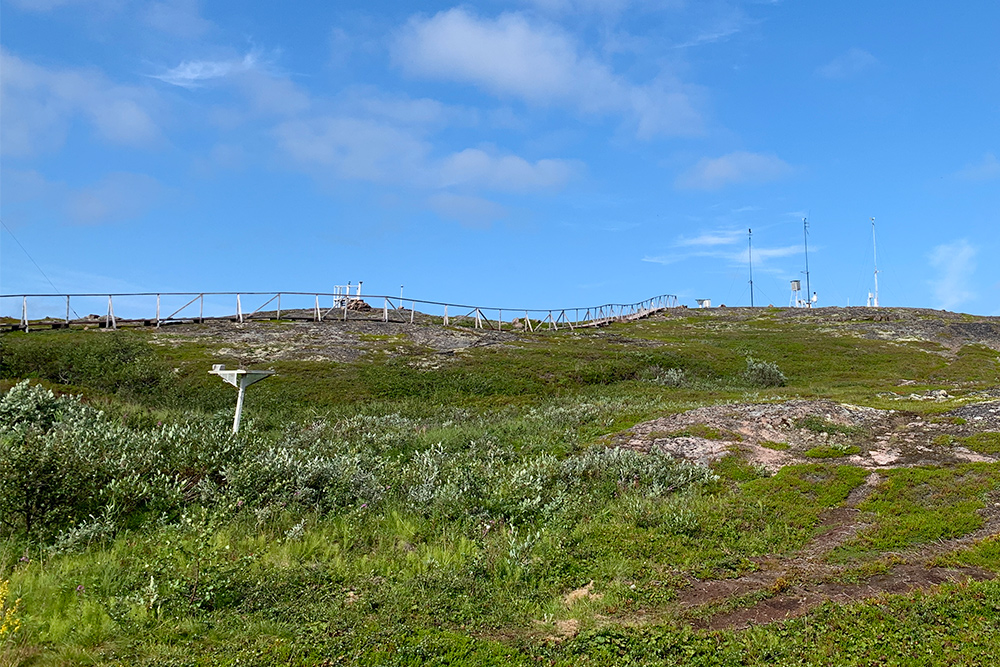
742;356;786;388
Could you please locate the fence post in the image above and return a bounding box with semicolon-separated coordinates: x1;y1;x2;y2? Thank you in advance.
444;305;449;326
237;294;243;323
383;298;388;323
315;295;320;322
21;296;28;332
498;309;502;332
276;293;281;321
199;294;204;323
107;295;117;330
66;296;71;325
410;301;415;324
156;294;161;327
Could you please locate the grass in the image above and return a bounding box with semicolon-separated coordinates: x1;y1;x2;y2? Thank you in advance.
4;309;1000;664
803;444;862;458
759;440;789;451
830;464;1000;561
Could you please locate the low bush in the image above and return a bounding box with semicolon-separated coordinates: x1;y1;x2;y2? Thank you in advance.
742;356;786;388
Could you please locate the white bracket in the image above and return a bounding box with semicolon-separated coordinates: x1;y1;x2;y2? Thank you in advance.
209;364;275;434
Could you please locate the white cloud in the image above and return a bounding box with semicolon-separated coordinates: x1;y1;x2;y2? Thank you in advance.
0;49;160;156
675;230;744;246
439;149;579;192
153;53;258;88
427;193;507;228
929;239;977;310
817;48;878;79
274;117;432;183
675;151;793;190
394;8;703;138
522;0;635;15
643;244;799;267
953;153;1000;181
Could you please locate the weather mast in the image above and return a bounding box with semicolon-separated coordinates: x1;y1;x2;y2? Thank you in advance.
867;217;880;307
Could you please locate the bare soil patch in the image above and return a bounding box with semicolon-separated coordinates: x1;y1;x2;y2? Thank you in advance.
616;399;1000;471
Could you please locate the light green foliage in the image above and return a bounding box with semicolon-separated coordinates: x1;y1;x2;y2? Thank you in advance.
742;356;786;388
832;464;1000;559
962;432;1000;454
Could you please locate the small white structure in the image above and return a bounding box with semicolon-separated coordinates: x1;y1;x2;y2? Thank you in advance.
696;299;711;309
209;364;275;434
790;280;802;307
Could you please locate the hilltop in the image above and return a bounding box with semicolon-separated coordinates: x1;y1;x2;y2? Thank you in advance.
1;306;999;665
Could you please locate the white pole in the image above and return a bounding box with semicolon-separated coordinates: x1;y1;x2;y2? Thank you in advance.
200;294;204;323
277;293;281;320
66;296;71;325
156;294;161;328
21;296;28;332
232;377;248;434
237;294;243;323
315;295;320;322
410;301;415;324
871;217;880;307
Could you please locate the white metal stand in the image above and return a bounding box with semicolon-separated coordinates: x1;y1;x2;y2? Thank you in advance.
209;365;275;434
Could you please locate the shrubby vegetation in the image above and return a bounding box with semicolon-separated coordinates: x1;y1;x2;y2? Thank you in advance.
2;312;1000;665
0;381;715;545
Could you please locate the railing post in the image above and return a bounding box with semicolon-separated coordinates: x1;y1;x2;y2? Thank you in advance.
107;295;117;330
21;296;28;332
315;295;320;322
410;301;415;324
237;294;243;323
498;309;502;332
276;293;281;321
443;305;449;326
66;296;71;325
156;294;161;328
383;298;388;323
200;294;204;323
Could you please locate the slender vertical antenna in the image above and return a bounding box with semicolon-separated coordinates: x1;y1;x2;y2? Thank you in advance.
748;228;754;308
871;217;880;307
802;217;811;307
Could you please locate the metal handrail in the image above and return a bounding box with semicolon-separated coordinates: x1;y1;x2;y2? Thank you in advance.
2;291;679;332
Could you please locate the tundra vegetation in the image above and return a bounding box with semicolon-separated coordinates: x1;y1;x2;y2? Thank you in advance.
1;308;1000;665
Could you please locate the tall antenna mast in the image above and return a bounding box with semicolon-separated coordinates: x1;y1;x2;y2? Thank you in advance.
802;217;811;307
871;217;879;307
748;228;755;308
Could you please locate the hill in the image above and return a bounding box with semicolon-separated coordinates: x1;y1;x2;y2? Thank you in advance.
2;306;1000;665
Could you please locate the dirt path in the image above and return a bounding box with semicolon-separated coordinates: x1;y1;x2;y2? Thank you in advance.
672;473;999;630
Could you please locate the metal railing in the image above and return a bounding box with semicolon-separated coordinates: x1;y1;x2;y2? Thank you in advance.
1;291;679;333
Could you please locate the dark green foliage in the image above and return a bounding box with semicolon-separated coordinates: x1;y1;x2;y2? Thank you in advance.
0;331;170;400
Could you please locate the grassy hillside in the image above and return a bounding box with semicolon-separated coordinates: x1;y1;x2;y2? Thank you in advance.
2;307;1000;665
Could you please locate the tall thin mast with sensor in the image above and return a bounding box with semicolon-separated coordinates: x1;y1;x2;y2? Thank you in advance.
802;218;811;308
871;217;880;307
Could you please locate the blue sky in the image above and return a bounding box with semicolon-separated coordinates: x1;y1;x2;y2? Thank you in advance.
2;0;998;317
